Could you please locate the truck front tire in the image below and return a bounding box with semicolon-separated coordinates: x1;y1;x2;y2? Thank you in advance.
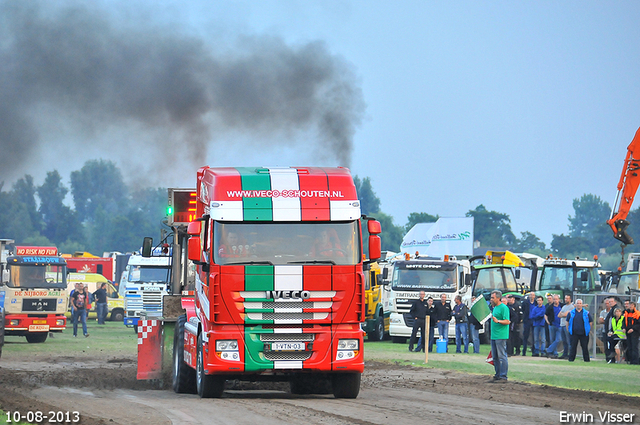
173;315;196;394
196;332;225;398
25;333;48;343
368;315;385;342
111;309;124;322
331;372;361;399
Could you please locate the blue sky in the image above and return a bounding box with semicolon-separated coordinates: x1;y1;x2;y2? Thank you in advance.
208;1;639;246
6;1;640;248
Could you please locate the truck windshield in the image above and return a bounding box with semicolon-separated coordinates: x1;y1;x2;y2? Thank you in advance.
128;266;171;283
7;264;67;289
391;268;457;292
611;273;638;295
473;267;517;297
539;266;596;292
213;221;360;266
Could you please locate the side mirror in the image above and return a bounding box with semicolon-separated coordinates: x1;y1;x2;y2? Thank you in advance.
367;219;382;235
580;271;588;282
142;237;153;258
464;274;472;286
1;269;9;284
187;220;201;236
382;267;389;280
515;269;521;279
188;237;202;263
369;235;381;261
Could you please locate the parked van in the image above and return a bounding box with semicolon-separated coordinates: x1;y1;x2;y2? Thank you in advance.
66;273;125;322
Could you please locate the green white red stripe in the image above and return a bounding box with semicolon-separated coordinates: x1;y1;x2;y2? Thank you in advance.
203;167;360;222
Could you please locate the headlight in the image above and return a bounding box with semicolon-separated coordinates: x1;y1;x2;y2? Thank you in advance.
215;339;241;362
336;338;359;361
337;339;359;350
216;340;237;351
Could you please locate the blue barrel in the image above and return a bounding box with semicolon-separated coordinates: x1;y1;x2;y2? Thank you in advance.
436;339;447;353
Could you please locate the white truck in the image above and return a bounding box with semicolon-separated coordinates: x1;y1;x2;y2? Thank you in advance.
123;255;172;330
387;254;472;343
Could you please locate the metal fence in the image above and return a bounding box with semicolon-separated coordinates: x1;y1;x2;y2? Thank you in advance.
574;292;638;359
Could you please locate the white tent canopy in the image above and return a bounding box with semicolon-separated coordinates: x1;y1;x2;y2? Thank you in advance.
400;217;474;258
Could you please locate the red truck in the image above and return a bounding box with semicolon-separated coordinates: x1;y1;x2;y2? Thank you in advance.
63;254;115;281
168;166;381;398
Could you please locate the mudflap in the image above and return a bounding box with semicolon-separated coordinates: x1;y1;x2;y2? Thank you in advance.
137;319;164;380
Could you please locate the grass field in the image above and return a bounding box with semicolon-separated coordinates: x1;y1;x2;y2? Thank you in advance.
2;323;638;397
364;340;640;396
1;321;139;359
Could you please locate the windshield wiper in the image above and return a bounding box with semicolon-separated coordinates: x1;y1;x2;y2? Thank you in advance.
224;260;274;266
288;260;336;265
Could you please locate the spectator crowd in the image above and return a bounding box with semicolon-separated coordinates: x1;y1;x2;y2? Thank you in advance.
408;291;640;364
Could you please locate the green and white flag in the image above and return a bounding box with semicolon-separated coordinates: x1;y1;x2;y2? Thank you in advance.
470;294;492;325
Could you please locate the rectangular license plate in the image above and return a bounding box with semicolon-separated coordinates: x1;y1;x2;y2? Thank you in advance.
29;325;49;332
33;319;47;324
271;342;305;351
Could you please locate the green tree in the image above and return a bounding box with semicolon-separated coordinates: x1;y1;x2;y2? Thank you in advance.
466;204;516;247
38;171;84;246
404;212;439;233
83;187;167;254
514;231;546;251
0;180;40;243
370;211;404;253
568;194;611;249
13;175;43;234
354;176;380;216
70;160;128;221
550;233;593;258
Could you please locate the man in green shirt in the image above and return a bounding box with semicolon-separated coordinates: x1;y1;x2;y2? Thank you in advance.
490;290;511;382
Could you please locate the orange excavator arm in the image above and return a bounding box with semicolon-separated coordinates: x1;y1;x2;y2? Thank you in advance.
607;126;640;245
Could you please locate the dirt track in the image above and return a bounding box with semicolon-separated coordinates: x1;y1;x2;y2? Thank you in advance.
1;354;639;425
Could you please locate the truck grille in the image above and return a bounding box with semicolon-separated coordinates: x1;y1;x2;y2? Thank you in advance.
247;312;328;321
259;333;315;342
403;314;414;327
22;299;57;312
264;351;313;361
395;299;413;314
246;301;332;310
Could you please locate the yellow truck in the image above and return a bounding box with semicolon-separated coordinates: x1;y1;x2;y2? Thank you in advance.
66;273;124;322
363;259;391;341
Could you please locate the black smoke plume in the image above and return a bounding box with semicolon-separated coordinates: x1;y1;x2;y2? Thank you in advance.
0;1;365;181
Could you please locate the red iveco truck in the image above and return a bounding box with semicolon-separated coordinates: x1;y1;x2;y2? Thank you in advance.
168;166;381;398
